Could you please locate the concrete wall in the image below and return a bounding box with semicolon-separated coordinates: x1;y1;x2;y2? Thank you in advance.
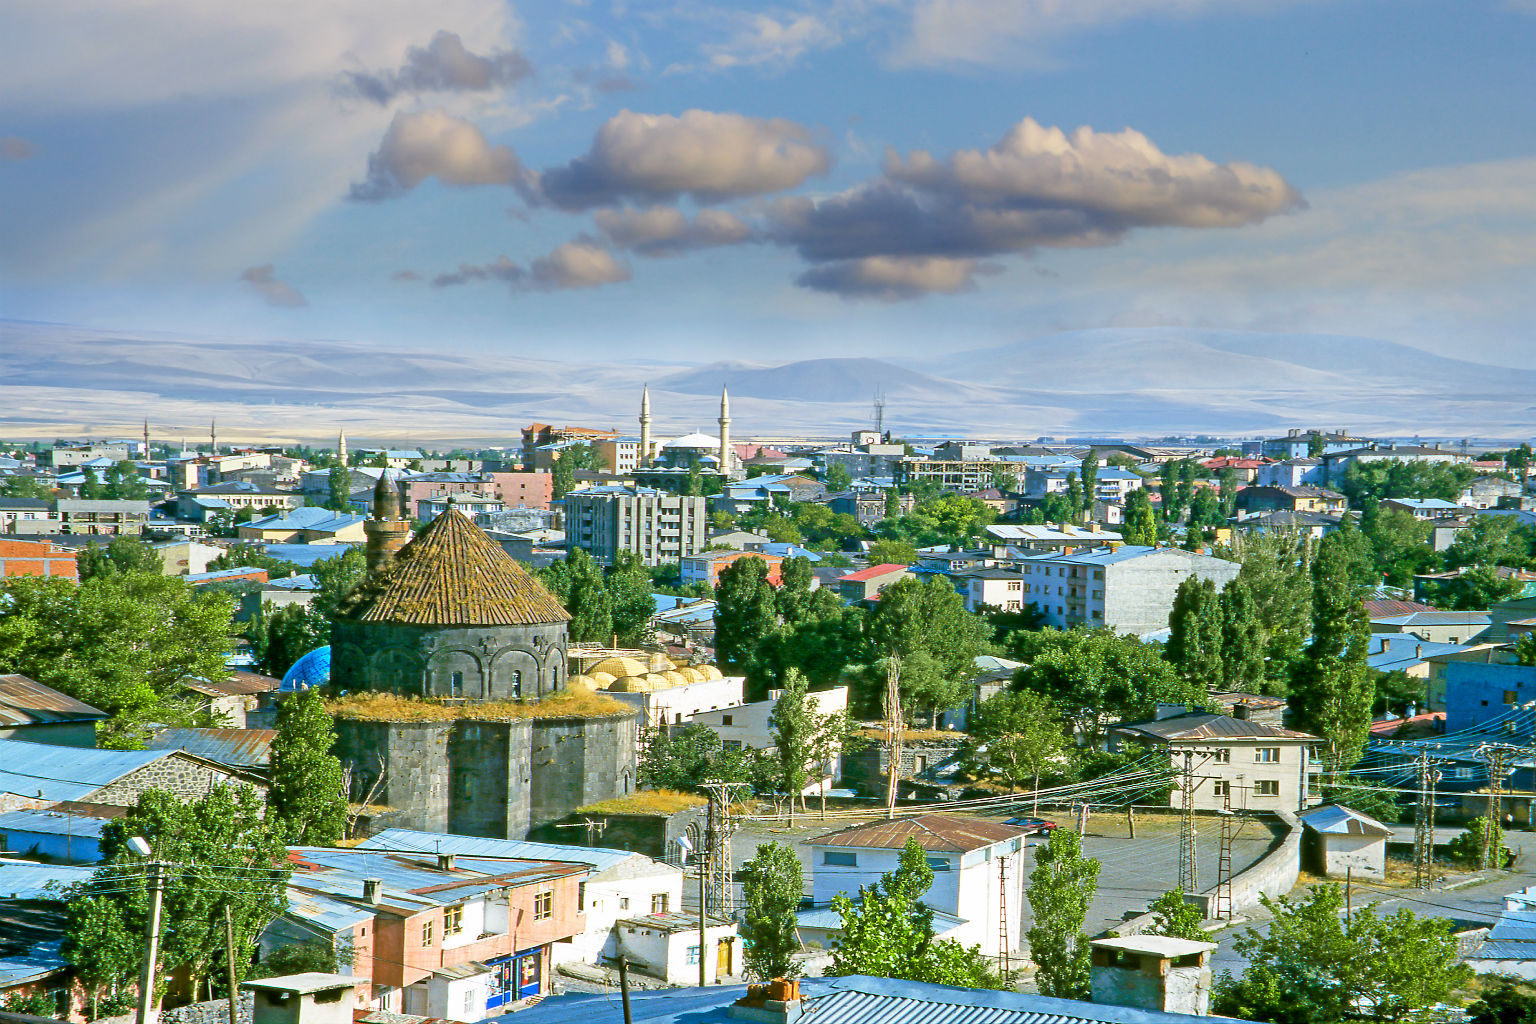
1104;549;1241;637
1190;810;1301;918
1310;831;1386;880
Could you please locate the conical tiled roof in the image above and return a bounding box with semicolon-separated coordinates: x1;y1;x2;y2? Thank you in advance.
337;507;570;626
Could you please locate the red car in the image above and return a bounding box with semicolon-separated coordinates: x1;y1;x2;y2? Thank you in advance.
1004;816;1058;835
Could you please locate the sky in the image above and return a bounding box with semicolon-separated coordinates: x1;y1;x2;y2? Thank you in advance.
2;0;1535;370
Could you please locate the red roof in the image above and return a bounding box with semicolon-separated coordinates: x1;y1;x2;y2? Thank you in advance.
840;563;910;583
1364;598;1437;618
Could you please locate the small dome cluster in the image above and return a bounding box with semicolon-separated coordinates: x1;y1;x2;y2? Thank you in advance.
567;658;724;694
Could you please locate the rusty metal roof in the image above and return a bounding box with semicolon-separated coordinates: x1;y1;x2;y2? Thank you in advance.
0;675;107;726
142;727;276;768
1112;711;1318;744
812;813;1028;853
337;507;570;627
181;671;281;698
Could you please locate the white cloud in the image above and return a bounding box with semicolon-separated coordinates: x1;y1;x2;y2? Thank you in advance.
705;12;842;68
595;206;753;256
351;108;527;200
796;255;986;299
239;264;307;307
538;108;831;209
343;30;531;104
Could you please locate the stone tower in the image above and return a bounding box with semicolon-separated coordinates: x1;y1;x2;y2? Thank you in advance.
638;384;652;468
209;418;217;455
332;504;572;700
142;418;150;458
363;473;411;572
337;427;348;467
718;385;731;475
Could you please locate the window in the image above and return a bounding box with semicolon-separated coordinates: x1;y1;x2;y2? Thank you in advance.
421;920;433;947
687;946;701;965
534;890;553;921
619;897;630;910
1255;747;1280;763
444;905;463;936
723;739;743;751
578;882;586;913
1254;780;1280;796
512;670;523;698
1212;780;1229;797
450;671;463;697
722;715;733;726
926;857;951;871
1212;749;1231;764
1506;690;1520;704
823;851;857;867
652;894;669;914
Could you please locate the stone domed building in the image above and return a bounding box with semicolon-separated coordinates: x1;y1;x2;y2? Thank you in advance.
331;501;571;700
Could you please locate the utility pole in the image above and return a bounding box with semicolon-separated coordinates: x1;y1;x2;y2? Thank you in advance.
1413;751;1435;890
885;654;902;819
1486;746;1509;871
1177;750;1198;895
697;852;707;988
223;905;240;1024
136;860;166;1024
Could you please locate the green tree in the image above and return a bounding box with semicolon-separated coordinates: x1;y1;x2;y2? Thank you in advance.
0;571;233;746
1308;433;1326;458
1467;976;1536;1024
606;552;656;646
1288;535;1375;772
1122;488;1159;546
1;474;55;499
1233;531;1313;687
715;556;778;670
884;489;901;519
824;462;853;492
251;939;355;979
80;465;108;498
1218;466;1240;518
868;538;916;565
61;786;290;1009
1424;565;1524;610
774;556;818;626
740;841;804;981
78;535;164;580
309;546;368;621
1213;884;1471;1024
1025;828;1101;1000
103;459;150;500
326;465;351;511
1147;890;1206;940
828;837;1005;989
566;550;614;644
967;689;1065;804
1079;450;1098;512
1166;577;1224;698
1011;627;1193;743
255;603;329;677
1065;473;1084;522
1442;516;1534;571
1218;577;1268;692
1188;487;1223;529
268;688;347;845
1517;632;1536;667
768;669;817;824
207;543;302;577
868;577;991;725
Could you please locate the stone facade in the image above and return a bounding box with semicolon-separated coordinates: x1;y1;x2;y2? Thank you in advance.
87;753;263;807
331;621;569;700
336;712;635;840
840;737;966;798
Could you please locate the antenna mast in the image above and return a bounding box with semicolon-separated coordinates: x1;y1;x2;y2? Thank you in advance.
873;389;886;438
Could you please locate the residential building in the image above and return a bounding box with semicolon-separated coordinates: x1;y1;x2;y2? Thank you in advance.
140;727;276;773
592;435;642;475
837;563;911;602
46;442;130;468
267;844;589;1017
1462;475;1524;509
419;492;505;521
691;686;849;791
1444;662;1536;731
0;809;109;862
957;566;1025;613
896;454;1032;491
1201;456;1269;483
239;507;368;544
0;497;59;535
180;671;280;729
562;486;708;566
1234;485;1347;515
0;675;107;747
1254;457;1326;488
1259;429;1370;461
1417;643;1503;712
55;498;151;535
806;814;1028;958
1466;886;1536;980
1370;609;1492;645
522;424;622;470
825;489;912;527
985;522;1122;555
150;537;227;575
680;550;784;590
614;913;741;985
1109;710;1321;813
177;482;303;517
1013;545;1240;635
1229;509;1342;539
0;538;79;579
0;859;97;1015
1380;497;1468;519
354;448;425;469
401;472;554;513
1322;442;1472;484
0;737;264;812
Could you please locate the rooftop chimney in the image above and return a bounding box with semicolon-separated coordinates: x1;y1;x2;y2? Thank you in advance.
729;979;802;1024
1090;936;1216;1017
1232;702;1250;721
363;878;382;905
1416;644;1424;659
1381;638;1391;651
437;853;456;871
245;975;358;1024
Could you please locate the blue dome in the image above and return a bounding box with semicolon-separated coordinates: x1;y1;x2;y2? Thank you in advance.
282;645;331;691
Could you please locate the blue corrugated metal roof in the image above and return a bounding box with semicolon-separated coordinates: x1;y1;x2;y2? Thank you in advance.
359;828;639;874
0;939;66;989
0;808;110;841
0;858;95;898
0;739;169;802
247;508;365;532
261;543;358;567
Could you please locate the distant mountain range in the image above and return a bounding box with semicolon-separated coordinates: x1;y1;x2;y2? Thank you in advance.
1;319;1530;444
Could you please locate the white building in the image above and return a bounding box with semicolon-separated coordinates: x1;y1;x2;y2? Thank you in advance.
561;486;709;566
1110;710;1322;814
1254;458;1325;488
690;686;849;793
1300;804;1391;880
805;813;1029;959
957;566;1024;613
613;912;740;985
357;829;685;970
570;657;745;735
985;523;1123;556
1011;544;1240;636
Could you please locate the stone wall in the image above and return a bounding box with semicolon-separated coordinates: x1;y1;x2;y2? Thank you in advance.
336;712;635;839
332;620;568;701
94;994;252;1024
840;738;966;798
88;754;264;808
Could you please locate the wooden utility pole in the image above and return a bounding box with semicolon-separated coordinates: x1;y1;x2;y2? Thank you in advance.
223;905;240;1024
135;861;166;1024
885;654;902;819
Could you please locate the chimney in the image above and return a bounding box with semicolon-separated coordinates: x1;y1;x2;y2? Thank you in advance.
1381;638;1391;651
729;979;802;1024
437;853;456;871
1090;936;1216;1017
363;878;382;905
1416;644;1423;659
1087;522;1101;533
1232;702;1250;721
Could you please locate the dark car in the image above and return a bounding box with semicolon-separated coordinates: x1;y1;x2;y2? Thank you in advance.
1004;816;1058;835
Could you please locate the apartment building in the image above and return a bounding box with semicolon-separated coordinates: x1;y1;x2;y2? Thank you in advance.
55;498;151;536
561;486;707;565
1013;544;1240;636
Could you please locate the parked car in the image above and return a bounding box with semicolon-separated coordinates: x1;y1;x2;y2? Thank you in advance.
1004;816;1058;835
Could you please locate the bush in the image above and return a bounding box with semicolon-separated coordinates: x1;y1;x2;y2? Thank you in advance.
1448;817;1513;868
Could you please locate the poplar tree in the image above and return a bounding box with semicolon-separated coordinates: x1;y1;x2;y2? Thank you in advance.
1122;488;1159;546
1026;828;1101;1000
1219;577;1268;692
1288;535;1374;772
269;688;347;845
1167;577;1223;698
1079;449;1099;514
715;555;777;671
1065;473;1084;523
741;842;804;981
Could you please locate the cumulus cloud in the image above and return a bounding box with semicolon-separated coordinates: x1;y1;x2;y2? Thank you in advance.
350;109;527;201
595;206;753;256
760;116;1301;296
796;256;988;300
432;242;631;291
240;264;307;307
344;31;531;104
538;109;830;210
1;136;35;160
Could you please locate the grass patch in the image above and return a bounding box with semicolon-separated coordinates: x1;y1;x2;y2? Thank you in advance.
329;689;632;722
577;789;706;817
853;727;964;743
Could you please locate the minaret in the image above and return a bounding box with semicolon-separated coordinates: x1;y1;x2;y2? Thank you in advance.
639;385;652;468
364;473;411;572
209;419;217;455
718;385;731;477
337;427;348;467
142;418;150;459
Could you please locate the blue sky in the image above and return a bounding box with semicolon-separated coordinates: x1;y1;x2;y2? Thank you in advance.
3;0;1535;368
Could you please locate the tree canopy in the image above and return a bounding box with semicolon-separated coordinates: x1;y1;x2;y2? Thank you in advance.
740;842;804;982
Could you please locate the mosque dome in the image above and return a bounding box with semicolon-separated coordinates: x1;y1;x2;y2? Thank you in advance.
609;675;653;693
661;670;687;687
678;667;706;684
282;646;332;691
588;671;618;689
641;673;671;689
661;432;721;450
700;665;724;680
592;656;650;678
